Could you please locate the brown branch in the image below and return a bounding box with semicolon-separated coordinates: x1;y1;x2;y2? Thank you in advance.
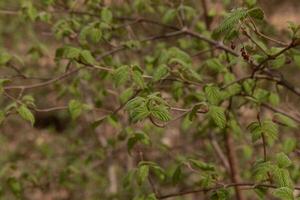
200;0;211;30
224;130;245;200
157;182;300;199
184;29;239;56
261;103;300;124
209;135;230;172
4;67;86;90
247;17;288;46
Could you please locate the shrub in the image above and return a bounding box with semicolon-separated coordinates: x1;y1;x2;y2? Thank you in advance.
0;0;300;199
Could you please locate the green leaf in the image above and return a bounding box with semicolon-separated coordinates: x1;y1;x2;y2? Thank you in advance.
132;66;145;89
245;0;257;7
146;193;158;200
242;79;256;94
90;28;102;43
213;8;248;38
247;7;264;20
252;160;273;181
261;120;278;144
17;104;35;126
0;52;12;65
137;165;149;185
248;121;262;142
131;106;149;122
123;40;141;49
189;159;215;171
205;84;222;105
253;88;269;103
113;65;130;86
213;7;263;39
187;68;202;82
162;8;177;23
209;106;226;129
0;110;5;125
68;100;82;120
57;46;81;60
273;113;297;128
293;55;300;68
283;138;297;154
269;92;280;106
127;132;150;153
101;7;113;23
0;79;10;95
273;187;294;200
205;58;225;73
153;64;169;82
150;106;171;122
119;88;134;104
122;171;134;189
7;177;22;197
80;50;95;65
276;153;292;168
22;2;38;21
126;97;150;123
172;165;182;184
210;189;230;200
270;54;286;69
126;96;145;110
272;167;293;188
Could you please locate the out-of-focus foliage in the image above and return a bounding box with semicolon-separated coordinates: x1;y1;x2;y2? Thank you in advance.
0;0;300;199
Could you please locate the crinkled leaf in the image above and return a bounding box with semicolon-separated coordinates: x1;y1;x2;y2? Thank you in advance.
153;64;169;82
137;165;149;185
17;104;35;126
80;50;95;65
276;152;292;168
273;187;294;200
205;84;222;105
209;106;226;129
273;113;297;128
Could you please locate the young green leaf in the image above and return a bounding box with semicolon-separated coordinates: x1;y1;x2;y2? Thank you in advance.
162;8;177;23
273;113;297;128
276;153;292;168
205;85;222;105
0;110;5;125
137;165;149;185
68;100;82;120
172;165;182;184
209;106;226;129
80;50;95;65
247;7;264;20
101;7;113;23
113;65;130;86
261;119;278;144
17;104;35;126
273;187;294;200
132;67;145;89
150;106;171;122
272;167;293;188
0;52;12;65
153;64;169;82
213;8;248;38
248;121;262;142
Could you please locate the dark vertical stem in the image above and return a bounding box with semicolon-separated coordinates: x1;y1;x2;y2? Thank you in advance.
257;112;272;183
200;0;214;57
224;96;245;200
224;131;245;200
139;150;160;197
200;0;210;30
